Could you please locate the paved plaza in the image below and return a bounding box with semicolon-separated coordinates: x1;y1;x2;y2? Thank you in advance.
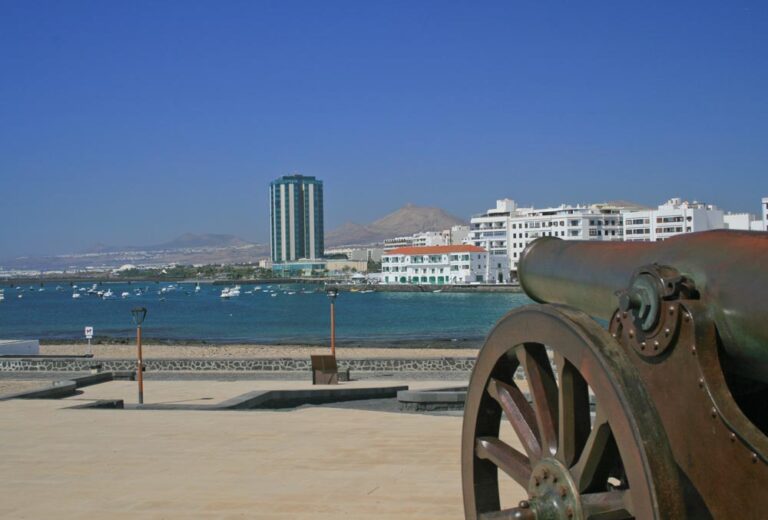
0;378;526;519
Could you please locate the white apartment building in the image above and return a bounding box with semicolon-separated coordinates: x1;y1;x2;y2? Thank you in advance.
383;225;471;251
763;197;768;231
470;199;626;276
324;246;384;262
724;197;768;231
381;245;509;285
724;213;765;232
623;198;724;242
468;199;517;257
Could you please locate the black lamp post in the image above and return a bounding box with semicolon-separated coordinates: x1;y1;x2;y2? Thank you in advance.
131;307;147;404
326;288;339;357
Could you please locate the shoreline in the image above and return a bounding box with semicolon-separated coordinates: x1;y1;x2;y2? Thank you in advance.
39;336;483;349
38;341;481;360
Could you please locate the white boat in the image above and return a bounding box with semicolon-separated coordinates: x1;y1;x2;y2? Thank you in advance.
102;289;114;299
221;286;241;298
18;294;23;299
38;288;45;292
72;293;81;299
195;285;201;293
270;293;278;297
121;292;130;299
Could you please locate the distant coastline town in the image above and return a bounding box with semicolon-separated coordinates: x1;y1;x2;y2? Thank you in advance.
2;173;767;287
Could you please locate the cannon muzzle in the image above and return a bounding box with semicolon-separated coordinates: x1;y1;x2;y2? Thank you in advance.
519;230;768;382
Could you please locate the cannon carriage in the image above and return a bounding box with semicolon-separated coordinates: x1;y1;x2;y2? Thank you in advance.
462;230;768;519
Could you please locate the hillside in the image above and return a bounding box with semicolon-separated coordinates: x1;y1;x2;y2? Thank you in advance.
325;204;466;247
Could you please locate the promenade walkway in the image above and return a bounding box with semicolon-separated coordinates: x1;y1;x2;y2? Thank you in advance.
0;379;526;518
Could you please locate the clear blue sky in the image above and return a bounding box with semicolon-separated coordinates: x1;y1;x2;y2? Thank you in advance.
1;1;766;257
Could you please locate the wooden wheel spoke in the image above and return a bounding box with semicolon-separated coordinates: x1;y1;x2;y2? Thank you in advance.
570;408;617;493
517;344;558;455
475;437;532;487
487;377;542;461
555;353;591;467
582;490;633;520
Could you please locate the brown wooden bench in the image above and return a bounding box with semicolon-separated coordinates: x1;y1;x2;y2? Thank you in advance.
310;354;339;385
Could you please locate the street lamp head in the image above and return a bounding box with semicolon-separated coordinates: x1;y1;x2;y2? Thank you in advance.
326;287;339;301
131;307;147;326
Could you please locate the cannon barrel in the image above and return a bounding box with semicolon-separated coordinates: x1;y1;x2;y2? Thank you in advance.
518;229;768;382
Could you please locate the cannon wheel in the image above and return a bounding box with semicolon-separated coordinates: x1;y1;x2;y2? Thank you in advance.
462;305;684;520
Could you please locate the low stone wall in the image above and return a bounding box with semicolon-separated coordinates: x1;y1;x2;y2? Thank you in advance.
0;357;476;373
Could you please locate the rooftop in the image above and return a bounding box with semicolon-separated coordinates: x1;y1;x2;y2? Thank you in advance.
386;245;486;255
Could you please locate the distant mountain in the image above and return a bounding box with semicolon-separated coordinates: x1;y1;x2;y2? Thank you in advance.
149;233;252;250
3;233;269;271
325;204;466;247
599;200;652;211
81;233;253;254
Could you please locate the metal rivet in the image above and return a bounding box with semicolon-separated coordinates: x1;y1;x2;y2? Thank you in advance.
752;453;758;463
698;378;705;388
640;342;646;350
615;315;621;322
711;407;718;418
691;346;697;355
730;433;736;443
653;340;660;350
611;333;617;338
669;306;675;315
534;477;540;486
560;486;567;498
542;469;549;479
684;313;691;322
664;328;671;337
628;330;635;339
622;312;628;319
519;500;530;509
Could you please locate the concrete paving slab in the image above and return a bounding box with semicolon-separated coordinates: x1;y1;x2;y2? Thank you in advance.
0;380;527;518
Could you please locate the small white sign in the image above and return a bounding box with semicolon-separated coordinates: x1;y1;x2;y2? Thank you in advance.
84;326;94;339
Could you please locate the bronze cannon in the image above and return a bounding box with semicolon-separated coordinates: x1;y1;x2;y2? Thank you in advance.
462;230;768;519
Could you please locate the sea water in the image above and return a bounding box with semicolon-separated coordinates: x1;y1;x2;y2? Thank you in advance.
0;282;533;344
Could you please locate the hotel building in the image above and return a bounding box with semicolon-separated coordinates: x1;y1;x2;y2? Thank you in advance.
623;198;724;242
381;245;509;285
269;175;324;263
763;197;768;231
469;199;627;276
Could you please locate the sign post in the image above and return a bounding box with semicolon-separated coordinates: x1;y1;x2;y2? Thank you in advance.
84;326;93;353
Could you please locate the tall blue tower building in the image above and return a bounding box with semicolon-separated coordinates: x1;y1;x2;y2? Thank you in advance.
269;175;324;263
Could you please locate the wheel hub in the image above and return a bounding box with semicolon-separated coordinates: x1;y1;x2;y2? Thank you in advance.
526;458;582;520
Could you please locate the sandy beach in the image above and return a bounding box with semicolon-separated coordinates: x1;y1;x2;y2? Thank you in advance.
39;343;480;359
